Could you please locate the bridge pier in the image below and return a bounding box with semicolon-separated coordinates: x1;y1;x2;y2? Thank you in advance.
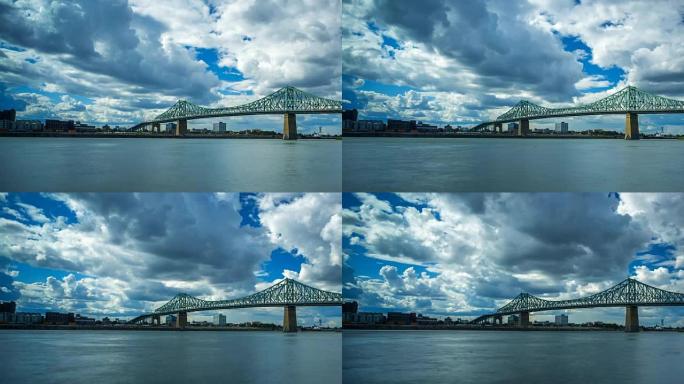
625;305;639;332
152;315;160;326
283;305;297;332
518;119;529;136
519;311;530;327
176;119;188;136
153;122;160;133
177;311;188;329
283;113;297;140
625;112;639;140
494;123;502;134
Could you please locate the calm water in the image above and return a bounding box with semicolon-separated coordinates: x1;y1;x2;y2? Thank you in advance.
343;138;684;191
0;138;341;191
0;330;341;383
344;330;684;384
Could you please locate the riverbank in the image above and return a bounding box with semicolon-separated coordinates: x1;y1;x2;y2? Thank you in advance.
0;132;341;139
344;132;681;139
343;324;683;332
0;324;341;332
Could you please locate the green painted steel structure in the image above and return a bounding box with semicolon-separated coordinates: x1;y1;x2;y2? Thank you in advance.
471;278;684;324
474;86;684;129
131;86;342;130
129;278;342;323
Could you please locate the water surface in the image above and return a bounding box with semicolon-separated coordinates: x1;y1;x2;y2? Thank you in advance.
1;330;341;383
0;138;341;191
343;330;684;384
343;138;684;191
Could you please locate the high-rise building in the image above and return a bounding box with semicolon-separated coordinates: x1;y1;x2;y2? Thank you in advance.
0;301;16;313
555;314;569;325
0;109;16;121
213;313;227;326
213;122;227;133
342;109;358;122
44;119;75;132
555;122;569;133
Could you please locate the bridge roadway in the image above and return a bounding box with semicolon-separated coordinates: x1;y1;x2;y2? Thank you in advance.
474;86;684;140
471;278;684;332
129;278;342;332
131;86;342;140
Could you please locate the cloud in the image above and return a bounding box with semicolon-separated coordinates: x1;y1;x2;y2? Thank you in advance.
344;193;684;324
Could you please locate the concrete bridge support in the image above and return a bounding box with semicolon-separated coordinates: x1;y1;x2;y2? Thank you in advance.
176;119;188;136
283;113;297;140
625;305;639;332
176;311;188;328
625;112;639;140
494;315;502;325
518;119;530;136
152;122;160;133
494;123;502;134
283;305;297;332
152;315;160;326
519;311;530;327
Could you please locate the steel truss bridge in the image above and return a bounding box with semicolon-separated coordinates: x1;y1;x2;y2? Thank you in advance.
471;278;684;332
130;86;342;140
474;86;684;140
129;278;342;332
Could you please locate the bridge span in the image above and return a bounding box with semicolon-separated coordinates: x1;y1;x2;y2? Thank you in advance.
474;86;684;140
471;278;684;332
129;278;342;332
130;86;342;140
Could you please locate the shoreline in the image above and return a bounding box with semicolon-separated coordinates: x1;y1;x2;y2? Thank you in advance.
0;132;341;140
0;324;341;332
343;132;681;140
342;324;683;332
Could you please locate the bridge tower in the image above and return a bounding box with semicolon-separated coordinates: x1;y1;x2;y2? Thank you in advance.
519;311;530;327
625;305;639;332
283;113;297;140
625;113;639;140
176;311;188;328
518;119;530;136
175;119;188;136
283;305;297;332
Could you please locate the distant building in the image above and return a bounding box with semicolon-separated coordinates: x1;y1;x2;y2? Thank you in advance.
44;119;75;132
415;122;439;132
387;119;416;132
508;314;519;325
166;314;177;326
13;120;42;131
45;312;75;325
213;313;227;326
342;301;358;314
14;312;43;324
386;312;415;325
0;301;16;313
555;122;569;133
507;122;519;133
0;109;16;121
416;314;439;325
555;314;569;326
213;122;227;133
0;120;15;131
342;109;358;122
165;122;177;133
74;122;97;132
75;314;96;326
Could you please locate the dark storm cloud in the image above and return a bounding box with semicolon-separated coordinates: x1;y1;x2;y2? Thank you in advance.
0;0;220;103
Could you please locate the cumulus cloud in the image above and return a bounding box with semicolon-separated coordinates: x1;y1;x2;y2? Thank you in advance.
344;193;684;325
0;193;341;325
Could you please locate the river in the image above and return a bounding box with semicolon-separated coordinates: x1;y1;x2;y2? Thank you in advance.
343;137;684;191
343;330;684;384
0;138;341;191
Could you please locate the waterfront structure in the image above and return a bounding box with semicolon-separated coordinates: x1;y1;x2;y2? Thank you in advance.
555;122;569;133
213;313;227;326
212;122;227;133
555;314;569;325
44;312;75;325
130;86;342;140
507;122;518;133
129;278;342;333
476;86;684;140
0;109;16;121
472;278;684;332
165;122;177;133
44;119;75;132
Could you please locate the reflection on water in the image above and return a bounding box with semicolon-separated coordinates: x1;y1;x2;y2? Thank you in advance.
1;330;341;384
343;138;684;191
0;138;341;191
343;330;684;384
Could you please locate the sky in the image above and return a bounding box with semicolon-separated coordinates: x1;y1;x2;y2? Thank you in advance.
343;193;684;327
0;0;342;134
342;0;684;133
0;193;342;327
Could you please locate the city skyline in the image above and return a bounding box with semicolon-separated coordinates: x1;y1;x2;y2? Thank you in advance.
343;193;684;326
0;193;342;327
342;0;684;133
0;0;342;134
